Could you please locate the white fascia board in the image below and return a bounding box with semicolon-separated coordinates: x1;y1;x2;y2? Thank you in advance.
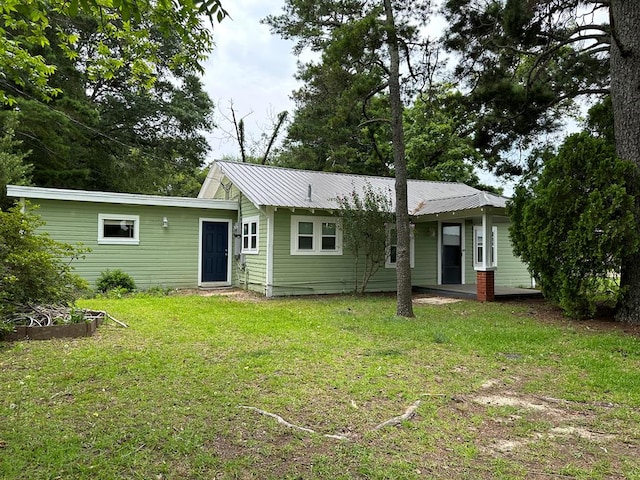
198;162;225;199
6;185;238;210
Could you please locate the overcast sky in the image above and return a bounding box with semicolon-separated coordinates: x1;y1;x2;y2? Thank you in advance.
200;0;515;194
202;0;298;160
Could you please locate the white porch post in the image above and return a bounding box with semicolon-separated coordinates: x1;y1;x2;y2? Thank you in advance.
476;211;496;301
481;212;493;269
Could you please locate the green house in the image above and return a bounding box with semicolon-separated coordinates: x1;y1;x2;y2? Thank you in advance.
7;161;533;299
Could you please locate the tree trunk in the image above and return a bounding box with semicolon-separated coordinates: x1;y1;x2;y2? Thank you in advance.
384;0;414;317
611;0;640;323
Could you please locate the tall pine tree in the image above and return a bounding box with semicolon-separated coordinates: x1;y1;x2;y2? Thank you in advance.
443;0;640;323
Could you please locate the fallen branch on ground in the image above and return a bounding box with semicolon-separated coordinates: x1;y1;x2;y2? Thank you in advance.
240;397;431;441
374;399;421;430
238;406;350;441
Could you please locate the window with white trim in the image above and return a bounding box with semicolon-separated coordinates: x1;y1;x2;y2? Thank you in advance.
290;216;342;255
385;223;415;268
98;214;139;245
241;216;259;254
473;225;498;267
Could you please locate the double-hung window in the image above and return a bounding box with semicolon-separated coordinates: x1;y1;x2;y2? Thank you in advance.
473;225;498;268
291;216;342;255
241;216;259;254
98;214;140;245
385;223;415;268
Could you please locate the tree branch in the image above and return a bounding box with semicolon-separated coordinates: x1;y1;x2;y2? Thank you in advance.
358;118;391;127
374;399;421;430
238;406;350;440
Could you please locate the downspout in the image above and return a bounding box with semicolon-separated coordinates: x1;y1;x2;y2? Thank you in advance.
237;191;247;289
255;204;274;298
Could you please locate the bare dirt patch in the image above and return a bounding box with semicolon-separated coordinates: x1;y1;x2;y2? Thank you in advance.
175;287;266;302
506;298;640;338
446;373;637;477
413;296;462;305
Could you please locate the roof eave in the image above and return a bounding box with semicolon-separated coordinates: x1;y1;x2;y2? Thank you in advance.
7;185;238;210
413;206;508;222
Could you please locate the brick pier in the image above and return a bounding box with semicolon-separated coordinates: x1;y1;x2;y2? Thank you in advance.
476;270;495;302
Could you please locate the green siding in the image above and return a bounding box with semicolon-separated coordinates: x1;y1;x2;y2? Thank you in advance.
466;221;532;288
269;210;438;296
412;222;438;285
272;209;354;295
494;223;533;287
233;195;268;294
31;192;531;295
30;199;236;289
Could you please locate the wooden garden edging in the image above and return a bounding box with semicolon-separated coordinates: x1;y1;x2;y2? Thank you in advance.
3;317;102;341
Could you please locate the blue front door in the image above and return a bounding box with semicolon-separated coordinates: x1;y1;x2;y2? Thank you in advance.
201;221;228;283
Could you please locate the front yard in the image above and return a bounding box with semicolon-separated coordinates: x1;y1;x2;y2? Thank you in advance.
1;293;639;479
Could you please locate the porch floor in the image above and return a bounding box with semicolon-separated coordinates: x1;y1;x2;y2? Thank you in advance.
413;284;542;300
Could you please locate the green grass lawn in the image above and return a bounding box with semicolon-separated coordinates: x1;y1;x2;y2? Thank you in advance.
1;294;639;479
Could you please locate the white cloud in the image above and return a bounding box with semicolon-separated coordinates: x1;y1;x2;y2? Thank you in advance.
202;0;299;159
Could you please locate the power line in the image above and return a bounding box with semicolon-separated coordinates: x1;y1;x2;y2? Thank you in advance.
2;80;149;153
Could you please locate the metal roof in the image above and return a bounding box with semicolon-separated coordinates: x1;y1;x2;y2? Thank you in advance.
7;185;238;210
204;161;507;216
411;191;507;216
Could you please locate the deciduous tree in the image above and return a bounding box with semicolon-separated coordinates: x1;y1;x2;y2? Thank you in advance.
0;0;226;105
335;183;394;294
2;5;215;195
0;113;32;210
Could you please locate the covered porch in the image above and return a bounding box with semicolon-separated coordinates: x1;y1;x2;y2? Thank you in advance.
413;283;542;301
412;191;535;302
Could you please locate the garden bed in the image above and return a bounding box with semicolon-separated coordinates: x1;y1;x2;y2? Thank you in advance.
2;306;125;341
4;316;103;341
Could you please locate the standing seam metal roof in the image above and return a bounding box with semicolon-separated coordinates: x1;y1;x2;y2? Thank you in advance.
213;160;507;215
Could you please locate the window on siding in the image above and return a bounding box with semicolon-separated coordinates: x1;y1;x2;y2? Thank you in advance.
242;216;259;254
473;225;497;267
290;216;342;255
98;214;139;245
385;223;415;268
321;222;337;250
297;221;314;250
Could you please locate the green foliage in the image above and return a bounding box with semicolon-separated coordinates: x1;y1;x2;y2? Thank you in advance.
268;5;491;189
509;133;639;317
0;113;32;210
96;269;137;294
266;0;433;179
404;86;501;193
0;204;89;321
66;307;87;324
0;0;226;105
335;182;395;293
2;11;215;195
